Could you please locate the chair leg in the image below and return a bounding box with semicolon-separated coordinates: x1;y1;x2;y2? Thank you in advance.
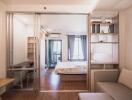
0;96;2;100
20;71;23;89
26;76;29;88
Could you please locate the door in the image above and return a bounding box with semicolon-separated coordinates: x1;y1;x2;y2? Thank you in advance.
6;13;41;91
49;40;62;68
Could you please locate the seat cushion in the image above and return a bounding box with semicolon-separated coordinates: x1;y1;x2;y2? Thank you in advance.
79;93;113;100
96;82;132;100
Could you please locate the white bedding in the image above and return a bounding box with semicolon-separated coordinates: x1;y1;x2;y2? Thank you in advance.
55;61;87;74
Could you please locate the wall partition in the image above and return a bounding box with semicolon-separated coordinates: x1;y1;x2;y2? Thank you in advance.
6;13;40;90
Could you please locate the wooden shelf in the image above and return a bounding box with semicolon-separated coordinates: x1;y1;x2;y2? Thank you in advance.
91;33;118;35
28;42;35;44
91;42;119;44
92;22;114;25
28;51;34;53
91;62;118;65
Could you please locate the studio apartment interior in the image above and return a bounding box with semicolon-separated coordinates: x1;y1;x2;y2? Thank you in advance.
0;0;132;100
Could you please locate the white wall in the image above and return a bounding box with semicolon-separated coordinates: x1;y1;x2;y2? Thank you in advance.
40;37;45;69
40;15;88;35
119;6;132;70
13;15;34;65
0;1;6;78
13;17;27;65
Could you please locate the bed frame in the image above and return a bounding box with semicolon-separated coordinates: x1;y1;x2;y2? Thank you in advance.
60;74;86;81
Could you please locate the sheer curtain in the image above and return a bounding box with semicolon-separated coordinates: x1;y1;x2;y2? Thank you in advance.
80;35;87;61
68;35;75;61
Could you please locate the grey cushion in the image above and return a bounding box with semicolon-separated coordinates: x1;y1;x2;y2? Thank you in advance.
118;69;132;89
96;82;132;100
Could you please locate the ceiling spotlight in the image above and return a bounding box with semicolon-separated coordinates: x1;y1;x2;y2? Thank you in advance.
43;6;47;10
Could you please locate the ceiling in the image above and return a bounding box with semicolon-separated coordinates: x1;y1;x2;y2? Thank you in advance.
2;0;98;5
14;14;88;35
2;0;132;11
95;0;132;11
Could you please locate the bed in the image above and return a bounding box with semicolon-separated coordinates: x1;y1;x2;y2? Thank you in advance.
55;61;87;81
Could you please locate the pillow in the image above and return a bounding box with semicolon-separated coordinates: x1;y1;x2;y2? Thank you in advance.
118;69;132;89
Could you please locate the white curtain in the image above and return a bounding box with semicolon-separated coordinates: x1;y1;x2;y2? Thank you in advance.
80;35;87;61
68;35;75;60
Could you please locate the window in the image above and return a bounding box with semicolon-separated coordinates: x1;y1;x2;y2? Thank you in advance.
68;35;87;61
49;40;62;67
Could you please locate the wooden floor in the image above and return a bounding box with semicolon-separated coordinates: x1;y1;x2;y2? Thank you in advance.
2;91;80;100
40;69;87;91
2;69;88;100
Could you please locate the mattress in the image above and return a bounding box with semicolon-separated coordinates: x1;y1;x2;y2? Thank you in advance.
55;61;87;74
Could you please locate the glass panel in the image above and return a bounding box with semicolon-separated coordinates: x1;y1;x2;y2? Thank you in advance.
7;13;36;90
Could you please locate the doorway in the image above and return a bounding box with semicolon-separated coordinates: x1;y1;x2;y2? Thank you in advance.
6;13;40;90
40;14;89;91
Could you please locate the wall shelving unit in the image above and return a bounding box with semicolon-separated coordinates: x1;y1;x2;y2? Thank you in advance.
89;15;119;91
90;15;119;70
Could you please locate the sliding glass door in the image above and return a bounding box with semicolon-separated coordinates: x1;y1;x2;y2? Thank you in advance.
7;13;90;91
6;13;40;91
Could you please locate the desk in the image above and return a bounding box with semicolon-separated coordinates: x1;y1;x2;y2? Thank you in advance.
8;68;36;88
0;79;14;88
0;79;14;100
8;68;36;71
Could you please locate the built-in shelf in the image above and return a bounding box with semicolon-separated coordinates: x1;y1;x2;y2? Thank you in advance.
90;15;119;69
92;21;115;34
27;37;35;60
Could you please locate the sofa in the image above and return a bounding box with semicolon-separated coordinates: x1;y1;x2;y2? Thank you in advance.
95;69;132;100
